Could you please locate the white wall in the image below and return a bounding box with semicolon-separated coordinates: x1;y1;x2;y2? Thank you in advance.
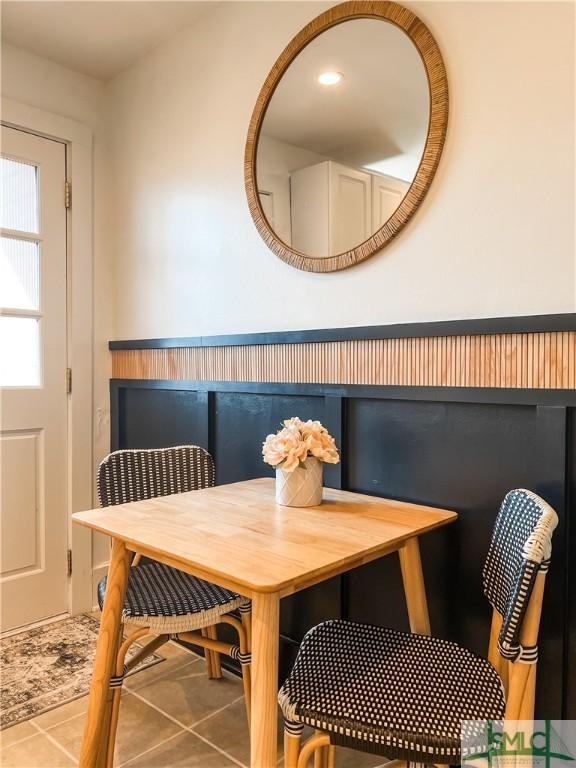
1;44;113;571
108;0;575;340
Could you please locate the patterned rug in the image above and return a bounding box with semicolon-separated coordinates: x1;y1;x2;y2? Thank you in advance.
1;614;165;729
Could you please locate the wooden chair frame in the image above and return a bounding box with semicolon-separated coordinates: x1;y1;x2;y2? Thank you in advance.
98;553;252;768
92;446;254;766
284;569;549;768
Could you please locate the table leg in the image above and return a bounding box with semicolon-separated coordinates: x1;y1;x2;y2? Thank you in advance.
399;536;431;635
250;592;280;768
79;538;131;768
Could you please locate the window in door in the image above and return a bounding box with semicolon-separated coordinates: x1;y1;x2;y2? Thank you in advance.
1;157;42;386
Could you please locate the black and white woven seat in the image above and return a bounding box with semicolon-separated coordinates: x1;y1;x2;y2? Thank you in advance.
98;561;249;634
95;446;252;767
279;488;558;767
279;620;504;762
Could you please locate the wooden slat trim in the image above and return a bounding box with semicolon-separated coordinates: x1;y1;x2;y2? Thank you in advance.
111;332;576;390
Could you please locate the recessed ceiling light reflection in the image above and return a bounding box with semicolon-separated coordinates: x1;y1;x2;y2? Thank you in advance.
317;71;344;86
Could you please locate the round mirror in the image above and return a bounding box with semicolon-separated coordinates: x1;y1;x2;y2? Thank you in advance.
245;1;448;272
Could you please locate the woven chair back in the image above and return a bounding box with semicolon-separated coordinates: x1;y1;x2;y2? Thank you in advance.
482;489;557;663
97;445;215;507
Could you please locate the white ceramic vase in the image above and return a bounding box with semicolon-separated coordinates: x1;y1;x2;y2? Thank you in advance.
275;456;323;507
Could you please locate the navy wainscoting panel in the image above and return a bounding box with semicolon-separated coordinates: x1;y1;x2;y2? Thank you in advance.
212;392;322;484
117;387;209;450
110;380;573;718
346;398;568;719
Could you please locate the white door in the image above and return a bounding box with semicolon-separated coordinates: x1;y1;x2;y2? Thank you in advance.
329;161;372;255
1;126;68;632
371;173;410;231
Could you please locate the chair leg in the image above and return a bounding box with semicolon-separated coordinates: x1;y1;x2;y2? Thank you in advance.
207;625;222;677
327;745;336;768
201;627;216;680
105;683;123;768
238;604;252;726
240;603;252;650
201;626;222;679
518;664;537;719
284;723;304;768
219;612;252;728
201;626;214;678
236;616;251;727
313;731;329;768
297;732;331;768
312;731;333;768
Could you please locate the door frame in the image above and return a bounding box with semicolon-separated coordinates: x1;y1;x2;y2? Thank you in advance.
2;98;94;616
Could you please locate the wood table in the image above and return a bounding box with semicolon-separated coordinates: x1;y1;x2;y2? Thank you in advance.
73;477;456;768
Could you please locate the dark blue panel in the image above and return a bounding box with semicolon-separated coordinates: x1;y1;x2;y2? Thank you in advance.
346;398;567;718
111;380;572;716
213;391;323;485
118;388;208;450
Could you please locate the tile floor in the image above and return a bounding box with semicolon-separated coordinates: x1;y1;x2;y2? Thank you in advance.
1;624;386;768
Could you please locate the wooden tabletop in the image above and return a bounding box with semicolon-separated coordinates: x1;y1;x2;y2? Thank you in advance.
73;478;456;597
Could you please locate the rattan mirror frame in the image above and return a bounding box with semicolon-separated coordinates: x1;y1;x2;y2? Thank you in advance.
244;1;449;273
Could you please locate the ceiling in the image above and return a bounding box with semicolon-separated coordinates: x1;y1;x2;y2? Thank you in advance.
1;1;213;80
259;18;430;181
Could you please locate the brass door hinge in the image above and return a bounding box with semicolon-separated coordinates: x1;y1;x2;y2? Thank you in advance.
67;549;72;577
65;181;72;209
66;367;72;394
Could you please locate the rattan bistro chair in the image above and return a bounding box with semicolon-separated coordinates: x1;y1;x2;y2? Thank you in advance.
96;446;252;768
279;489;558;768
